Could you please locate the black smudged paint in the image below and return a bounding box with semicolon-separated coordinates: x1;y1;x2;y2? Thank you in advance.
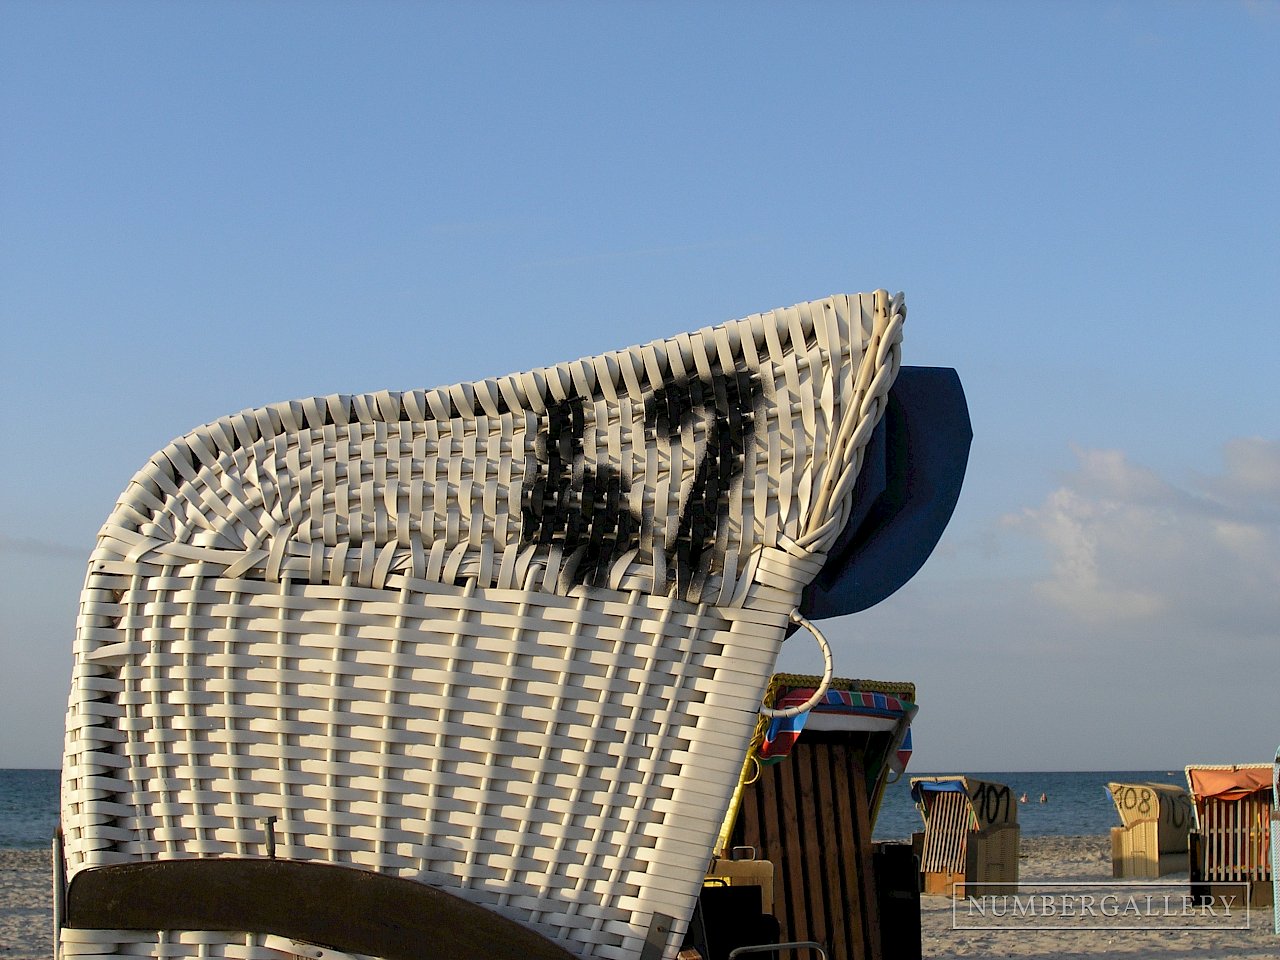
520;371;760;598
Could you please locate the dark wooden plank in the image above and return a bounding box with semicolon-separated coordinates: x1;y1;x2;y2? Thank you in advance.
775;754;807;943
826;743;856;959
739;766;762;855
827;742;867;959
812;743;850;960
66;858;577;960
794;743;831;951
849;757;882;960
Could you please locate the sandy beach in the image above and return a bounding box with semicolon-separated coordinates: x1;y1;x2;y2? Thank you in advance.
922;835;1278;959
2;838;1276;959
0;850;52;960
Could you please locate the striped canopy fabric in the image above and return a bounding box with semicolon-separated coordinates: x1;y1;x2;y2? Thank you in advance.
757;686;917;764
61;291;905;959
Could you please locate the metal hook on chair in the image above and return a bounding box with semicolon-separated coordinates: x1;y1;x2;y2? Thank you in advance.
758;610;834;719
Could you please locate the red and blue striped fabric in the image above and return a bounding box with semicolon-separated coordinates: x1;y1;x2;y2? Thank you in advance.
897;727;914;771
759;687;916;764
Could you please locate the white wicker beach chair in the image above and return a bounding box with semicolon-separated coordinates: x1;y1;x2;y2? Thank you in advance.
59;291;908;960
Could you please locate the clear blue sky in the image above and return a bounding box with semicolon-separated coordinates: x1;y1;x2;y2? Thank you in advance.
2;1;1277;771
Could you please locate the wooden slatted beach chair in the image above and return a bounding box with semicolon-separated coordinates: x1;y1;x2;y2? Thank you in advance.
1107;781;1193;879
708;676;917;960
911;776;1018;898
1186;764;1274;909
57;290;969;960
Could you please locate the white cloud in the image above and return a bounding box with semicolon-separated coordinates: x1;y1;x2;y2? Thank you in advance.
834;439;1280;770
1198;437;1280;508
1007;440;1280;633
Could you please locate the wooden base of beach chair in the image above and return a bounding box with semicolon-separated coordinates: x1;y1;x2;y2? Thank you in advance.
65;858;577;960
1189;879;1273;911
921;870;966;897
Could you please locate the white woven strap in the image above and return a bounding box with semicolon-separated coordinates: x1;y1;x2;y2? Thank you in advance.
758;610;834;719
796;289;904;554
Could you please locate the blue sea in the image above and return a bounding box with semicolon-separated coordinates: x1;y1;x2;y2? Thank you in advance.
0;769;60;849
872;769;1188;840
0;768;1184;848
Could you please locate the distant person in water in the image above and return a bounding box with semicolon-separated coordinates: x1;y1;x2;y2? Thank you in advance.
1039;792;1048;803
1019;792;1028;804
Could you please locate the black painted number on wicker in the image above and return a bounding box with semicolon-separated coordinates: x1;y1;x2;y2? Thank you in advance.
520;371;760;598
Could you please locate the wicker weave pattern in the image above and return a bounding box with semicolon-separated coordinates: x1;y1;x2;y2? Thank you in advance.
62;292;904;959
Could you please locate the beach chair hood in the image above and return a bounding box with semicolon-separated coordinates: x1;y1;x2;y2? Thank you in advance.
1187;767;1273;802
